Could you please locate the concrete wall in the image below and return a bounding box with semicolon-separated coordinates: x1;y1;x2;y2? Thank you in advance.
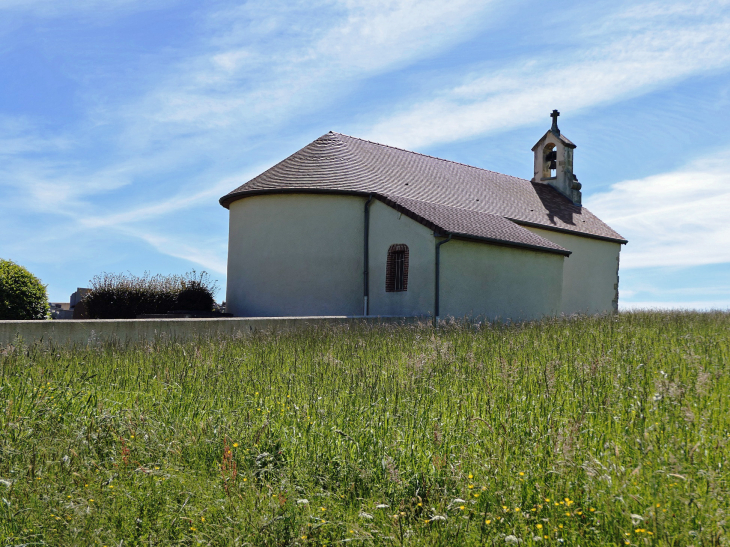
440;239;564;321
525;227;621;315
368;200;436;316
0;317;419;348
227;194;364;317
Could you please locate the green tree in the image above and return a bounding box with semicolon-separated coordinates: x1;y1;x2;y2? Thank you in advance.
0;259;49;320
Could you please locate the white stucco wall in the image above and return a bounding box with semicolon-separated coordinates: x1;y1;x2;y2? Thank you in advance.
367;201;435;316
226;194;364;317
439;240;564;321
226;193;571;320
525;227;621;315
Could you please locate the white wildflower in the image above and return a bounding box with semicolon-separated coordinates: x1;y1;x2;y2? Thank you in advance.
630;514;644;525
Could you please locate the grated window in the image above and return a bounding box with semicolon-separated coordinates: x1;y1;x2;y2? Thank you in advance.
386;244;409;292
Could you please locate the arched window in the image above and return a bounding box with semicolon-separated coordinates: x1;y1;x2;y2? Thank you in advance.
386;244;409;292
543;143;557;179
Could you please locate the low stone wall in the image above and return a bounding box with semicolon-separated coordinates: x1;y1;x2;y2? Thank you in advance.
0;316;421;348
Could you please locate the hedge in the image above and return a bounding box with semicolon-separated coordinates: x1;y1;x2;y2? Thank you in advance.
83;271;217;319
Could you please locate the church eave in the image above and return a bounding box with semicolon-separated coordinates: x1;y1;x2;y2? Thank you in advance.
445;232;572;256
507;217;628;244
219;187;368;209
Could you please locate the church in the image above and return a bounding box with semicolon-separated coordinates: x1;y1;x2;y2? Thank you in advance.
219;112;627;320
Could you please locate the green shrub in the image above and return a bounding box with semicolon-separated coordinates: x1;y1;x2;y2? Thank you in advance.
84;271;217;319
0;259;49;320
173;271;216;312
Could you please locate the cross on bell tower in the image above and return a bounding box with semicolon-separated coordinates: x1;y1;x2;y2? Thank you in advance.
550;109;560;135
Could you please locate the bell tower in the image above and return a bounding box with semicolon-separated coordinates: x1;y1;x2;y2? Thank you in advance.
531;110;582;205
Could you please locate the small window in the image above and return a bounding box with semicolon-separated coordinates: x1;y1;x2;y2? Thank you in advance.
386;244;409;292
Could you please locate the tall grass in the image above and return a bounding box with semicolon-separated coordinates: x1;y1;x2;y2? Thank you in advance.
0;311;728;546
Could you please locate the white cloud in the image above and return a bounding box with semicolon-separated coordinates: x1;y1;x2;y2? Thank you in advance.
315;0;488;72
362;1;730;149
123;228;227;274
0;0;495;273
78;175;243;229
586;148;730;269
119;0;495;147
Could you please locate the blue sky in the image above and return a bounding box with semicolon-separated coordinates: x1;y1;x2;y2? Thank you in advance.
1;0;729;309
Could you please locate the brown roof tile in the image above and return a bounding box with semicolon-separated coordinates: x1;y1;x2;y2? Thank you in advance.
220;132;626;252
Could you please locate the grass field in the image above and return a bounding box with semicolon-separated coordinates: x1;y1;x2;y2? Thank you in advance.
1;311;729;546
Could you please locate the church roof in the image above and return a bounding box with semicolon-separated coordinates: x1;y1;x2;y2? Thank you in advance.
220;132;626;254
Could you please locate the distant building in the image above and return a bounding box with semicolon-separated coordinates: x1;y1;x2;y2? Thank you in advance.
50;288;90;319
219;112;627;320
49;302;73;320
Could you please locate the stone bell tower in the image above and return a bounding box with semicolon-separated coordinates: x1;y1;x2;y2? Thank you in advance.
531;110;582;205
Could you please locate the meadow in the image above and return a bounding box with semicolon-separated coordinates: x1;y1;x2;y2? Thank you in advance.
0;311;728;546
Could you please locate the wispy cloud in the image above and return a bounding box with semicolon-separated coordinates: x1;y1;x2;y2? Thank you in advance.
362;1;730;149
121;228;228;274
78;175;246;229
119;0;496;149
0;0;498;273
587;147;730;269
